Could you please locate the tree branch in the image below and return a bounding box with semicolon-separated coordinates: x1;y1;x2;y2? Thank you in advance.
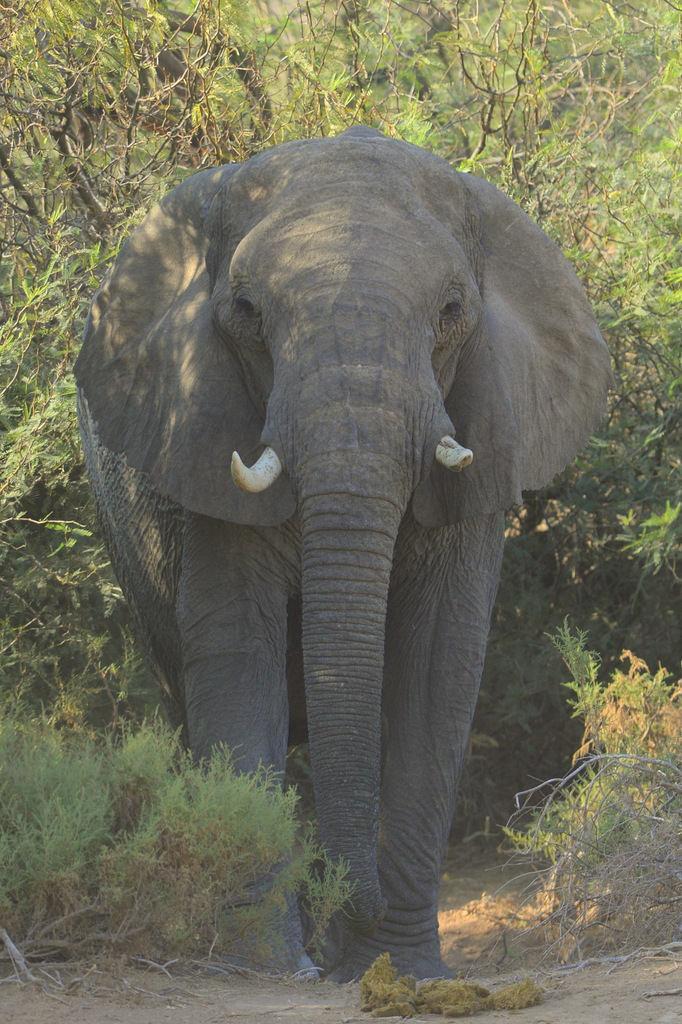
0;144;41;217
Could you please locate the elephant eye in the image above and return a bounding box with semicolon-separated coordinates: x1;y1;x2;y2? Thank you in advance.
439;300;463;332
234;294;259;319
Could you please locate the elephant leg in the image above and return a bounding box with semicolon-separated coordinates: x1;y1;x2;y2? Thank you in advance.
332;511;505;981
177;514;314;974
177;513;293;770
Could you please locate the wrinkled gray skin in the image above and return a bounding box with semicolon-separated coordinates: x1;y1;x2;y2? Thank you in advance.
75;127;612;981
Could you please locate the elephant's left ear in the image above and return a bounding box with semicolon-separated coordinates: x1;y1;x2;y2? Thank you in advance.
412;170;614;527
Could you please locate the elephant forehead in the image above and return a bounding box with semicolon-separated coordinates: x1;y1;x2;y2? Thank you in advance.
231;200;467;298
228;132;429;206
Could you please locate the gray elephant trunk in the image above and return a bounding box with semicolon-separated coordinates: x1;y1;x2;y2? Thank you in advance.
295;424;412;930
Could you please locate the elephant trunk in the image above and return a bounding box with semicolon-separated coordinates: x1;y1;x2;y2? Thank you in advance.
297;436;411;930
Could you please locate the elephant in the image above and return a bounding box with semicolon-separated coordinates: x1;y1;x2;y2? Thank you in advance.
74;125;612;981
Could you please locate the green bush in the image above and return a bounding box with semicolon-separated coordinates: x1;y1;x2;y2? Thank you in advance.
0;722;114;935
0;718;351;962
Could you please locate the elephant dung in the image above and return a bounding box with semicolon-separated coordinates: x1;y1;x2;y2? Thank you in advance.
359;952;544;1017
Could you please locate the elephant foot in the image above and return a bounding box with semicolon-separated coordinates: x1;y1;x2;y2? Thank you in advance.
328;934;454;982
200;894;321;979
291;952;323;979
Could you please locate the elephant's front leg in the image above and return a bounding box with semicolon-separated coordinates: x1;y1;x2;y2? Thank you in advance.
333;511;505;981
177;514;312;973
178;513;292;770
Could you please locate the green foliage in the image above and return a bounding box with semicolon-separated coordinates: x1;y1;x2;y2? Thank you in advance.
554;620;682;761
0;721;114;932
0;717;351;959
1;2;680;813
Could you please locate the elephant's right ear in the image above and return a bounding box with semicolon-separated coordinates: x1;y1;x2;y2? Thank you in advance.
74;166;296;526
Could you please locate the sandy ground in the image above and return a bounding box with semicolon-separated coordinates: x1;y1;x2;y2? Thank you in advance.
4;847;682;1023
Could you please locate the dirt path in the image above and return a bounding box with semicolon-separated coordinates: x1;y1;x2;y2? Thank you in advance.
4;847;682;1023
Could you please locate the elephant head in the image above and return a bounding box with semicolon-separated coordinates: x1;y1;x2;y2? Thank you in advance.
75;127;612;930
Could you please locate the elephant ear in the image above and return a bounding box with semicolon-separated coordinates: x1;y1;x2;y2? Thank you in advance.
412;170;613;527
74;166;296;526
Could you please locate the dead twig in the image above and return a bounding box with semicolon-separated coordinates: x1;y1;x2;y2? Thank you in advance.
0;927;39;985
131;955;180;976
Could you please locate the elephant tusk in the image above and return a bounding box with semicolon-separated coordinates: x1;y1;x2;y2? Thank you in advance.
435;435;474;472
231;446;283;493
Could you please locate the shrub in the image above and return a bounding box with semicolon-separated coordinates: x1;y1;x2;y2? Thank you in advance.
0;718;351;963
508;625;682;963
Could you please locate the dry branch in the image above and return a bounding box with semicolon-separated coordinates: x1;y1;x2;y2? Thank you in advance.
0;927;39;984
510;753;682;965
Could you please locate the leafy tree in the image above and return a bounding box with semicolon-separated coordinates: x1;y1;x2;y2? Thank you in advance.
1;1;680;820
